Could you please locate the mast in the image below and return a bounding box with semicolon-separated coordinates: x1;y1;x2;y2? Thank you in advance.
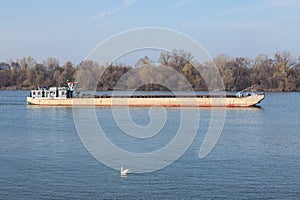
66;81;78;98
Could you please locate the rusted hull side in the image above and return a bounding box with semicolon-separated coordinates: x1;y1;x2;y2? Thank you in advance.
26;94;264;107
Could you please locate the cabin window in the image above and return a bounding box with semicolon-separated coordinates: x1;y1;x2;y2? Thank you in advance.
33;92;36;96
37;92;41;96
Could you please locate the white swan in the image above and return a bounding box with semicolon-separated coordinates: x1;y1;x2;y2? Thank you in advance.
120;167;131;176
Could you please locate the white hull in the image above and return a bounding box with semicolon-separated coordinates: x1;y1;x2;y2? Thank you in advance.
26;94;265;107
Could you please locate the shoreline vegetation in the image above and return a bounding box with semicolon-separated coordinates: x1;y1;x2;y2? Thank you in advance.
1;50;300;92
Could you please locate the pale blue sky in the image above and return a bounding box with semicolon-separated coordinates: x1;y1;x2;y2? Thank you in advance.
0;0;299;64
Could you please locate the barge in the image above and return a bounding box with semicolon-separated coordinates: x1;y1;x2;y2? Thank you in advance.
26;82;265;107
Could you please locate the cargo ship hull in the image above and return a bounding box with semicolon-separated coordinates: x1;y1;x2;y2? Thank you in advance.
26;94;265;107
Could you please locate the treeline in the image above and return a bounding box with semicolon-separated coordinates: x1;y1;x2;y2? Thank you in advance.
1;50;300;91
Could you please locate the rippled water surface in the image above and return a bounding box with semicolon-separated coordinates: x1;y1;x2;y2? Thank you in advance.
0;91;299;199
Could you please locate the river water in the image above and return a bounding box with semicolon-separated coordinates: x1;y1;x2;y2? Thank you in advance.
0;91;299;199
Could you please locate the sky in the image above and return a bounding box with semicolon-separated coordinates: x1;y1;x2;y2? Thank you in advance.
0;0;300;64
